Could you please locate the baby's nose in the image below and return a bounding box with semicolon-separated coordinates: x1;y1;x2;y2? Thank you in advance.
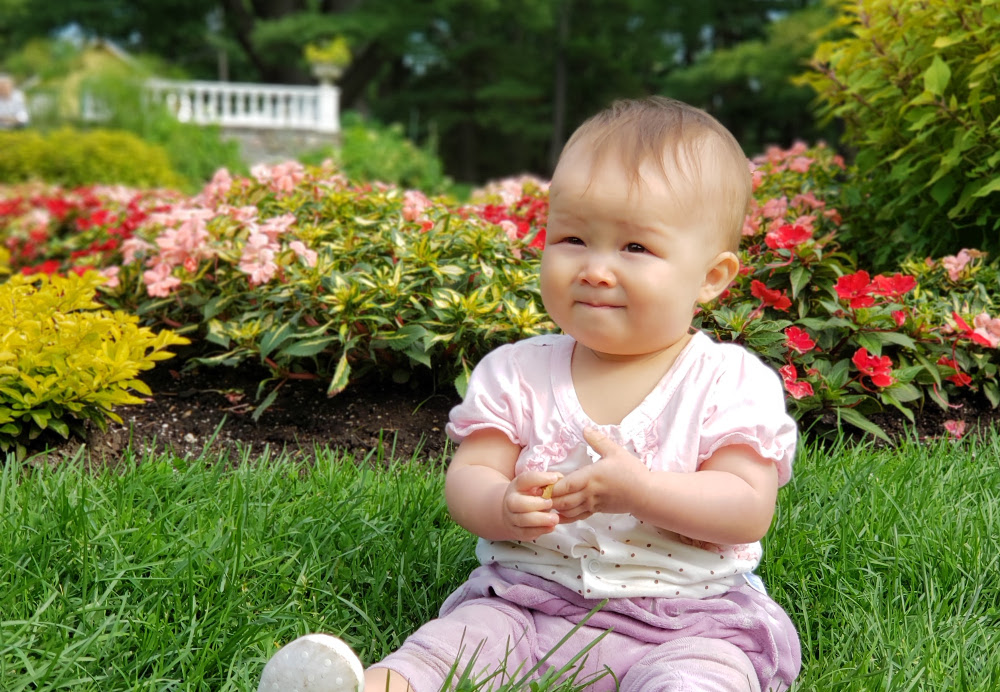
578;254;618;286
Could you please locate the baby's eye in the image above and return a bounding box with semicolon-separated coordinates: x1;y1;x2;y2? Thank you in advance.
562;236;585;245
624;242;647;253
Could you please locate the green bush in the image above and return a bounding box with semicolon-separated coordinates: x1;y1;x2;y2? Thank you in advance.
300;111;451;193
0;272;189;457
78;71;247;188
0;128;183;189
798;0;1000;266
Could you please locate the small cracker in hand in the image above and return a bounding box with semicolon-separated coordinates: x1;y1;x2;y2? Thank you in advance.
542;484;554;500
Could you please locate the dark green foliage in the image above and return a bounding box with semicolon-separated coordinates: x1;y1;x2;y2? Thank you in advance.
799;0;1000;266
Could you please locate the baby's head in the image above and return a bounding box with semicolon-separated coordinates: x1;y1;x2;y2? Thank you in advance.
556;96;751;253
542;97;749;358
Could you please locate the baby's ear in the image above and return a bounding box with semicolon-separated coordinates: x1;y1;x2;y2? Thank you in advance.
698;251;740;303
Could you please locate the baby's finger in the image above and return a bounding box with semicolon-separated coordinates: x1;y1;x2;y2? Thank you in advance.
516;471;563;495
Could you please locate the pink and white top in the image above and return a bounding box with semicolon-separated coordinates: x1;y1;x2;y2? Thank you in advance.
447;331;797;599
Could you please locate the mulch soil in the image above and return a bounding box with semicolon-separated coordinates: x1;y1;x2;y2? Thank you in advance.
22;361;1000;466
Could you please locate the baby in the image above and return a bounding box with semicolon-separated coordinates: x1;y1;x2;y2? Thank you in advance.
259;96;800;692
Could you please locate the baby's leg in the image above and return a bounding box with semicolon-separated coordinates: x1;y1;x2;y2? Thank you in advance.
369;599;536;692
619;636;761;692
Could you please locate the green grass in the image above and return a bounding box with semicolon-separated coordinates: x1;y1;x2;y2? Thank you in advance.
2;432;999;690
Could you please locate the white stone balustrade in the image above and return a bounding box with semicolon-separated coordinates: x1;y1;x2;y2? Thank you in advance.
145;78;340;133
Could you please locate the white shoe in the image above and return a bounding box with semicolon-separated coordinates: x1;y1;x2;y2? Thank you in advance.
258;633;365;692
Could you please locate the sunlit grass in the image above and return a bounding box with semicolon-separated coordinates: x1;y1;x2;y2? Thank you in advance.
2;431;998;690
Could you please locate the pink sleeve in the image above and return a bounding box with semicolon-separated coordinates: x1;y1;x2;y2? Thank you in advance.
698;348;797;486
446;344;525;446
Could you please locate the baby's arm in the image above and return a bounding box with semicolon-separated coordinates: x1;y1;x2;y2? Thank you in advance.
550;428;778;545
445;428;563;542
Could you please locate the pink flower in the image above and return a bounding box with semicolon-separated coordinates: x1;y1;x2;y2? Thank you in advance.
99;266;120;289
852;348;896;388
834;271;875;309
402;190;432;222
258;213;297;243
200;168;234;205
121;237;154;265
788;156;814;173
943;420;966;439
750;164;764;192
791;191;825;211
940;249;973;281
972;312;1000;348
143;262;182;297
750;280;791;311
765;224;812;250
784;326;816;354
239;232;279;285
288;240;318;267
779;364;814;399
761;196;788;220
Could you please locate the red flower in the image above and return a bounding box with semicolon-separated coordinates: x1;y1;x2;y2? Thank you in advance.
951;311;994;348
852;348;896;388
750;279;791;311
871;273;917;299
834;271;875;309
764;224;812;250
21;259;62;276
43;197;73;219
936;356;972;387
784;326;815;354
779;364;814;399
891;310;907;328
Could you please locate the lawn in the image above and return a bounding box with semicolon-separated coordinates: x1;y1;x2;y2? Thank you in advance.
2;432;999;691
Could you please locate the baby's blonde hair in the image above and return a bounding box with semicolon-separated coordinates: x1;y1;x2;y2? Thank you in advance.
559;96;751;252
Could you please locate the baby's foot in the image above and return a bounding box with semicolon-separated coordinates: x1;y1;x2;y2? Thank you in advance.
258;633;364;692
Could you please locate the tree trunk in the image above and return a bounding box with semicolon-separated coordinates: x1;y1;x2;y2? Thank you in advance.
549;0;571;172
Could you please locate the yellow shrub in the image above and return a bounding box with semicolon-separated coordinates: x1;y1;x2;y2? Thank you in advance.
0;272;189;456
0;127;183;189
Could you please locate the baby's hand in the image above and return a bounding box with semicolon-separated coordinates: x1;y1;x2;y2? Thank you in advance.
500;471;562;541
549;428;648;522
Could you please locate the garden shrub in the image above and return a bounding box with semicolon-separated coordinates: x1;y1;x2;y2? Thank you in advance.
78;71;247;188
700;142;1000;439
0;272;189;457
3;152;998;440
798;0;1000;266
300;111;452;194
0;128;184;189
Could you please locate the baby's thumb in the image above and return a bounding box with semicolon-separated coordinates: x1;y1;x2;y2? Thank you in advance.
582;427;616;457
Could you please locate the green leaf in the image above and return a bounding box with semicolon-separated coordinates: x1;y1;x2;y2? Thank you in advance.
856;331;882;356
883;382;922;404
258;322;296;361
923;55;951;96
251;387;281;422
971;176;1000;199
48;418;70;438
875;331;917;350
984;380;1000;408
789;266;811;300
327;353;351;397
279;336;336;358
836;406;890;442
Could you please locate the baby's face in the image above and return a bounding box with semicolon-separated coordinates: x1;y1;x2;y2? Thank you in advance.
541;143;730;359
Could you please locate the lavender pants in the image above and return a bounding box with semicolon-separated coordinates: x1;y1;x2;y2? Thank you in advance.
371;565;800;691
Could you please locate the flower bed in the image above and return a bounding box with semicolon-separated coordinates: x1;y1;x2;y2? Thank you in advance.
2;150;997;440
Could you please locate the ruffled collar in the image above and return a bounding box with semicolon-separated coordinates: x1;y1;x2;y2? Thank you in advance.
548;332;706;464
